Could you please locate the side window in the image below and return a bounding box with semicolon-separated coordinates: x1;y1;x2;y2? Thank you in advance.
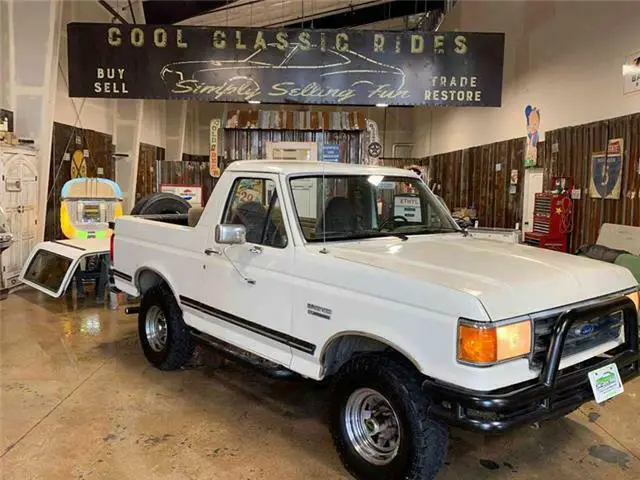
223;178;288;248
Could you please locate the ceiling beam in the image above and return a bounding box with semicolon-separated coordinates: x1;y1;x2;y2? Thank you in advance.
97;0;129;24
279;0;445;29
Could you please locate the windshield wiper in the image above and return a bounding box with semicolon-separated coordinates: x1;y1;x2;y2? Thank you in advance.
389;232;408;241
404;226;462;236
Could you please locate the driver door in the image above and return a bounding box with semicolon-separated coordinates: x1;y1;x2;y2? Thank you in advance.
196;175;298;365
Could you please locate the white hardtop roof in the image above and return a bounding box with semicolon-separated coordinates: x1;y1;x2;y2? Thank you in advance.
226;160;418;177
47;238;110;254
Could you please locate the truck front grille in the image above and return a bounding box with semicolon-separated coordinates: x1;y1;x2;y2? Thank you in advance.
531;309;625;368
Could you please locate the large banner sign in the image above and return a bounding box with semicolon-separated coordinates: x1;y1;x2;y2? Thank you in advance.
67;24;504;107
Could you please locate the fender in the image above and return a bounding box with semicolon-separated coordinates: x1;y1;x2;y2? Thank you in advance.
134;262;181;304
319;329;423;372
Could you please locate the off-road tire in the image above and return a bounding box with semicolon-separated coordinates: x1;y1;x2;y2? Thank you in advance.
329;354;449;480
130;192;190;215
138;284;193;370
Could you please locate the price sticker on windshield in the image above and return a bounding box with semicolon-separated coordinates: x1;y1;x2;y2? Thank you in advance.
588;363;623;403
394;195;421;220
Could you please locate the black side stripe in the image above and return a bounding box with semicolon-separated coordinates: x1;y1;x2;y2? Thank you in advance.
112;269;132;282
179;295;316;355
52;240;86;251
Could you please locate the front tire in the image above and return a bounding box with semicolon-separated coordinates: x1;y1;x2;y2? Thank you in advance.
138;284;193;370
329;355;448;480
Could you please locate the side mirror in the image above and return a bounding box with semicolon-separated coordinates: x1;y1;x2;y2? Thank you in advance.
215;224;246;245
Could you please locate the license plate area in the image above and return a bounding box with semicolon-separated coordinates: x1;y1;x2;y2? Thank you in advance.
588;363;624;403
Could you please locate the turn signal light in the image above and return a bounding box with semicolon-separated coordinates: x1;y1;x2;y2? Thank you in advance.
458;319;532;366
625;291;639;311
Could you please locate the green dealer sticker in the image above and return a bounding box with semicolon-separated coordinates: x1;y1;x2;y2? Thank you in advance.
588;363;624;404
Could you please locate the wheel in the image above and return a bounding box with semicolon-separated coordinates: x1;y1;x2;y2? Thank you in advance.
329;355;448;480
138;284;194;370
130;192;191;215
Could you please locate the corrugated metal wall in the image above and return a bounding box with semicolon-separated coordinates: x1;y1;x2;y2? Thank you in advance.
223;129;362;163
157;160;216;206
384;112;640;253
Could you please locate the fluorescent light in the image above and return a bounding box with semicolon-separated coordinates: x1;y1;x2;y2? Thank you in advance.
376;103;388;108
248;100;261;104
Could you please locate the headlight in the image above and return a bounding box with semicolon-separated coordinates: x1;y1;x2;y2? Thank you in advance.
625;290;639;311
457;318;532;366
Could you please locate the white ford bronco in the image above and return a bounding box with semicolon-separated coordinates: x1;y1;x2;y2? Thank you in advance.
110;161;640;480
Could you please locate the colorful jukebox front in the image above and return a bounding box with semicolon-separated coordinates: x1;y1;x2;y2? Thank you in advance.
60;178;123;239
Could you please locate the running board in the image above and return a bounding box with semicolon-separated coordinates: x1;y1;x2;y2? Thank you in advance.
190;330;300;380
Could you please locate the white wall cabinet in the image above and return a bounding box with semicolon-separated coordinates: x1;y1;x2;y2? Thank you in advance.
0;146;38;293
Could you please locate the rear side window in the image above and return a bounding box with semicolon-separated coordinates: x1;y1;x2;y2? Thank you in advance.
223;178;288;248
23;250;73;293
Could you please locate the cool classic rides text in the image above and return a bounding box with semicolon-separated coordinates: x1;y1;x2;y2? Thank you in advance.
105;26;469;56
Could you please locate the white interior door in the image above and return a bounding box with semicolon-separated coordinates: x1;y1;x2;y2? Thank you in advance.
3;153;38;281
266;141;318;162
522;169;544;233
266;142;318;219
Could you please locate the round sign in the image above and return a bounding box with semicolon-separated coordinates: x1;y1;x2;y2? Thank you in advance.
368;142;382;158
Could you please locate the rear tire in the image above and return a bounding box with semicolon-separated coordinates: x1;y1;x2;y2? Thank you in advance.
138;284;193;370
329;355;448;480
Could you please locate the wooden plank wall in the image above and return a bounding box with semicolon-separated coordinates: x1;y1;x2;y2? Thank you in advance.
135;143;165;202
384;111;640;253
388;138;528;229
428;138;527;229
542;113;640;252
45;122;113;241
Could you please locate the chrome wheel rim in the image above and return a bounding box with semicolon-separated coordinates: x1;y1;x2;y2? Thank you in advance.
145;305;168;352
344;388;401;465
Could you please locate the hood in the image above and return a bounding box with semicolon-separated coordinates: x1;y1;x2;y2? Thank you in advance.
325;235;637;320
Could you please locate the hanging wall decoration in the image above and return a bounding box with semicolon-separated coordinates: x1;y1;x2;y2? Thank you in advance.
363;119;382;165
589;138;624;199
209;118;221;178
622;50;640;95
524;105;540;168
71;150;88;178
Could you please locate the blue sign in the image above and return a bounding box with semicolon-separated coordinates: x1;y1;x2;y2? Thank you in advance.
590;150;623;199
322;144;341;162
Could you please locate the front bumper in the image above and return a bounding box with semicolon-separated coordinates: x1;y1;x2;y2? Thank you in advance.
423;297;640;433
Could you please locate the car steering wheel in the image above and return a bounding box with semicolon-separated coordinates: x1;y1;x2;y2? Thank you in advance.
378;215;409;231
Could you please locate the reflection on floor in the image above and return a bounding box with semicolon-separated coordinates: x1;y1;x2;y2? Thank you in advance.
1;289;640;479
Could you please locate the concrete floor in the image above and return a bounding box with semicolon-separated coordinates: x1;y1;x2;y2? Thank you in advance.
1;289;640;480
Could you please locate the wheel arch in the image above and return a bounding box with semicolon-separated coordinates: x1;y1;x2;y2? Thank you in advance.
319;331;423;379
134;266;179;301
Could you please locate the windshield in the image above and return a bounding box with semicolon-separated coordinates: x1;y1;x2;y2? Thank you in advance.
289;174;459;242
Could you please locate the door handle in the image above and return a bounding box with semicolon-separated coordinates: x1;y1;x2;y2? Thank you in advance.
248;245;263;255
204;248;221;256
